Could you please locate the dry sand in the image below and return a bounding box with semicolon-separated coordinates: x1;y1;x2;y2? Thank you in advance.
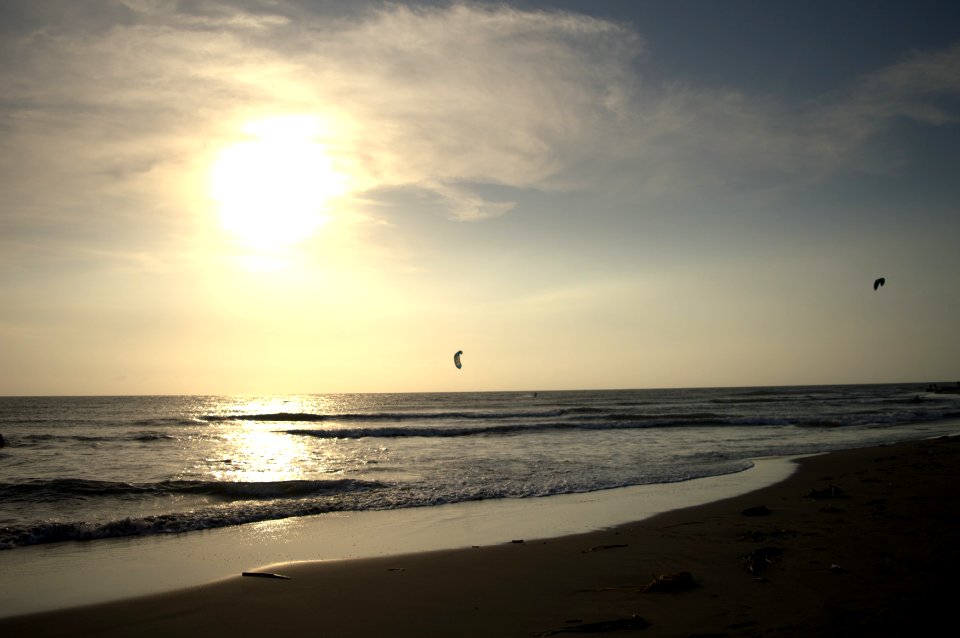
3;436;959;637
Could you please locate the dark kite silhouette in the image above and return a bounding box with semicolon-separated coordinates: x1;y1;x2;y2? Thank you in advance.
873;277;885;290
454;350;463;369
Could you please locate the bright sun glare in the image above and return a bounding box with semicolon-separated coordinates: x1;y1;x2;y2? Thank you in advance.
210;115;348;250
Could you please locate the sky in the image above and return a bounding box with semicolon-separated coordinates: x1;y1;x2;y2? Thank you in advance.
1;0;959;396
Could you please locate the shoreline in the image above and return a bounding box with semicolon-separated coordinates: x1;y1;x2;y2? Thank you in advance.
2;436;958;636
0;456;797;618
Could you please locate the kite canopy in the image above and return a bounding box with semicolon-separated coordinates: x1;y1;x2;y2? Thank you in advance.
454;350;463;369
873;277;885;290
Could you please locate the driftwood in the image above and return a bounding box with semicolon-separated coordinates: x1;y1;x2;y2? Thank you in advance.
741;547;784;575
641;571;697;593
539;615;651;635
806;484;847;499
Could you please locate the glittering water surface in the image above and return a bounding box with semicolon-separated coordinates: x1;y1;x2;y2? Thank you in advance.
1;384;958;550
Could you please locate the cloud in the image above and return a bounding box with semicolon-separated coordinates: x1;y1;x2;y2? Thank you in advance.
288;2;643;217
588;41;960;204
847;42;960;124
0;1;645;239
2;0;959;258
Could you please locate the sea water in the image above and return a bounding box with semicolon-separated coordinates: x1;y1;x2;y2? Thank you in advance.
2;384;959;552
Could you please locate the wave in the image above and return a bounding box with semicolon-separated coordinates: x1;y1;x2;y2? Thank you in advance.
21;434;110;443
283;409;960;439
200;407;606;423
283;418;761;440
0;502;350;550
0;464;756;551
130;432;177;441
709;397;781;405
132;417;204;427
20;432;178;444
0;477;384;502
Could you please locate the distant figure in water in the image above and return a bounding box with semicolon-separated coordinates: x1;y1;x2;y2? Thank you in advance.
0;433;4;448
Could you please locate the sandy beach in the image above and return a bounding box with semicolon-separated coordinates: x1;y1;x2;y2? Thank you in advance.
3;435;959;637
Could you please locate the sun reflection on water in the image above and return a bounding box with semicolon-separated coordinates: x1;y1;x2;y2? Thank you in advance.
182;395;390;487
210;427;310;483
196;396;319;483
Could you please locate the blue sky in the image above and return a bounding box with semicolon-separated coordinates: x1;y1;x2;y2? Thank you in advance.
1;1;958;395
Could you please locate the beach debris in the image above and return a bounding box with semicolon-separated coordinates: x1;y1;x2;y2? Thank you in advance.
242;571;291;580
539;614;651;635
581;572;697;595
586;543;628;553
873;277;885;290
511;539;524;544
387;567;405;572
741;505;771;517
641;571;697;593
806;484;847;500
737;528;796;542
454;350;463;369
741;546;783;575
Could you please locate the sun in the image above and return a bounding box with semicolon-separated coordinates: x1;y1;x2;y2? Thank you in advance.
209;115;348;250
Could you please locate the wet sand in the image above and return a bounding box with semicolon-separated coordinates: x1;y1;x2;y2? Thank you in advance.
3;436;959;637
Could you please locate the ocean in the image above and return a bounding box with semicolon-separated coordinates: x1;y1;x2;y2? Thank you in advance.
1;384;959;553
